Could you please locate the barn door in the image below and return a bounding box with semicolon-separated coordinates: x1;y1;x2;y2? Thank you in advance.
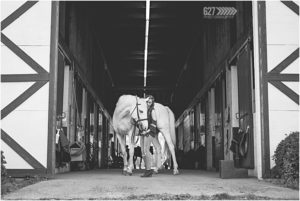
236;43;255;168
1;1;58;176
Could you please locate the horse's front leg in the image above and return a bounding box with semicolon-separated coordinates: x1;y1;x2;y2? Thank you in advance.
127;143;135;175
116;134;128;175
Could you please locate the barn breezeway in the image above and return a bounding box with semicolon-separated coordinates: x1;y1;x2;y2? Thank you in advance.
1;0;299;186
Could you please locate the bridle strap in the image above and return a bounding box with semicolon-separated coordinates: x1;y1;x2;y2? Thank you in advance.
135;96;140;120
130;96;148;125
130;96;149;145
130;105;137;116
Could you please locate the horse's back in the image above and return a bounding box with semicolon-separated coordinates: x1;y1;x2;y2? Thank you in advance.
154;103;169;119
154;103;176;145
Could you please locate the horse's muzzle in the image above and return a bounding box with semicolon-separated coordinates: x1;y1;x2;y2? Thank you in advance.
138;122;148;131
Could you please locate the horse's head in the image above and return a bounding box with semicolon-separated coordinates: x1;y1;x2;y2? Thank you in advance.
131;97;148;131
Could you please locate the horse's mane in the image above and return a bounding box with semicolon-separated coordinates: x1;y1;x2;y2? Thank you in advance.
114;95;136;120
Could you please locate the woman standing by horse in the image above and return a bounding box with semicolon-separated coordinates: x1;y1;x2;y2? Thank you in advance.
139;95;179;177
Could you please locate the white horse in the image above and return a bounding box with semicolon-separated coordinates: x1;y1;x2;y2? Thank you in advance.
140;100;179;175
112;95;149;175
113;95;179;175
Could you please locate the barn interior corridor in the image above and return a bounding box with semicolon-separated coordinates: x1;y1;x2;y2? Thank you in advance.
56;1;254;174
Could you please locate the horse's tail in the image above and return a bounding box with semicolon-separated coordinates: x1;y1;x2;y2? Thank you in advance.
166;106;176;146
164;140;170;157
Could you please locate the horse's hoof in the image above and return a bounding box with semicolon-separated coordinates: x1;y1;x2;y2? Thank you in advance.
128;172;133;176
173;169;179;175
153;169;159;174
122;170;128;176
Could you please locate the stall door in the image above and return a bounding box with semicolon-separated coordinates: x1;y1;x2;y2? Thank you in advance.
236;44;255;168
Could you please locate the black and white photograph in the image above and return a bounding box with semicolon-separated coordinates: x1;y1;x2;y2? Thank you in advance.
0;0;299;200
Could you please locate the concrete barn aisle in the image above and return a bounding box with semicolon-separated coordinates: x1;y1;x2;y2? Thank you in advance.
2;169;299;200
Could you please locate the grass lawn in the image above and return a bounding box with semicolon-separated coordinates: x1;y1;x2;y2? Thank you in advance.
1;176;47;196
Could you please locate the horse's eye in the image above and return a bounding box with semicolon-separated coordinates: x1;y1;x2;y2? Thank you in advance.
139;110;143;113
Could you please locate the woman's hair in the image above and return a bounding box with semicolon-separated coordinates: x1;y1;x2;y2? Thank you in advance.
146;94;155;102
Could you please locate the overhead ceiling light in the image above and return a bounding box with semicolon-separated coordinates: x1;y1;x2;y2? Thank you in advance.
144;0;150;89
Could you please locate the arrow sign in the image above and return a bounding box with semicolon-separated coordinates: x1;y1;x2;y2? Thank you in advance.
216;7;237;16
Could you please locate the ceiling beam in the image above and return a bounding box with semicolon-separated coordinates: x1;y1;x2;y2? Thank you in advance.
114;86;172;91
125;72;167;76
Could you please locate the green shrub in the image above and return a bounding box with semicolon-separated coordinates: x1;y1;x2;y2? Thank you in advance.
1;151;8;183
273;131;299;188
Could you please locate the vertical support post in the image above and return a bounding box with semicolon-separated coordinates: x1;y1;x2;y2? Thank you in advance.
258;1;270;178
224;69;231;161
94;103;99;167
230;66;239;129
224;65;239;164
69;69;76;144
62;65;71;140
231;66;242;167
206;88;215;170
47;1;60;177
251;1;269;179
